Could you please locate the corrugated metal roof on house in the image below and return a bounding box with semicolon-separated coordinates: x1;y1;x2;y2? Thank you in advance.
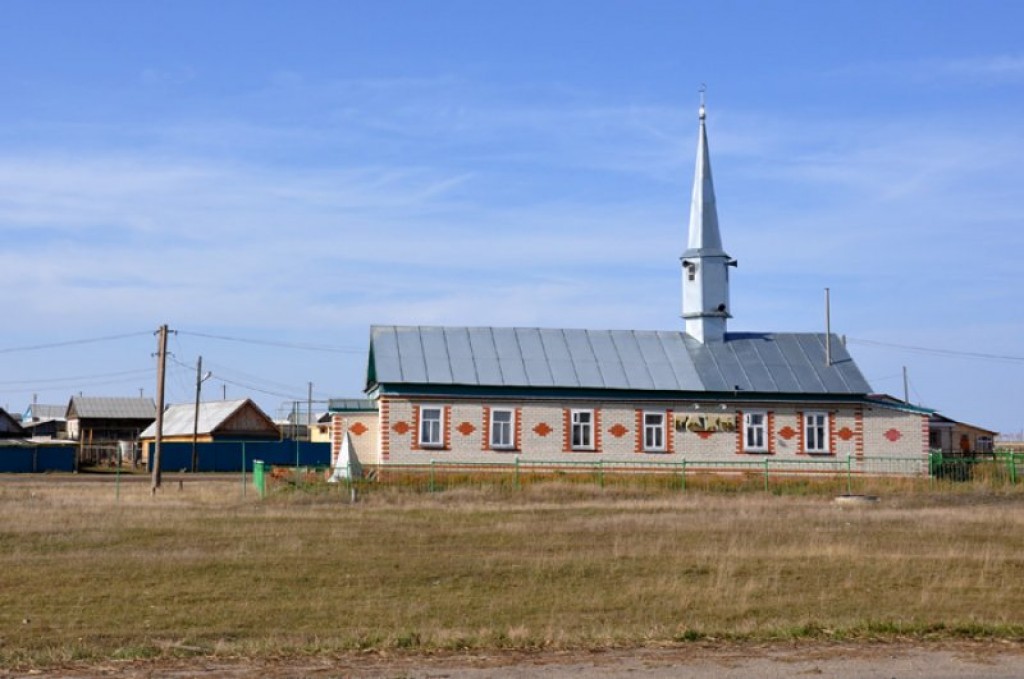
368;326;872;395
68;397;157;420
327;398;377;412
139;399;271;438
26;404;67;421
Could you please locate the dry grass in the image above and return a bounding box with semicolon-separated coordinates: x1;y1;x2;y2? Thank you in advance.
2;476;1024;668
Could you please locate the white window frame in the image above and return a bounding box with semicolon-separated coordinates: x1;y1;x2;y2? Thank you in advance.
571;409;594;451
804;411;829;454
743;411;768;453
419;406;444;448
643;411;666;452
490;408;515;450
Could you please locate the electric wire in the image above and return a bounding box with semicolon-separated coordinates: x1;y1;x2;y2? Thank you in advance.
177;330;362;354
0;331;152;354
847;337;1024;363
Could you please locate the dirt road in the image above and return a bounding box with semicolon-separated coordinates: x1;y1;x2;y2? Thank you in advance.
7;642;1024;678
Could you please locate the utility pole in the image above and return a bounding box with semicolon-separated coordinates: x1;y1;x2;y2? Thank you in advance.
307;382;313;442
151;324;169;493
192;356;211;473
824;287;832;367
903;366;910;404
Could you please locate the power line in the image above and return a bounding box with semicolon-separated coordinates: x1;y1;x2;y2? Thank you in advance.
178;330;362;354
847;337;1024;363
0;331;152;355
0;368;154;387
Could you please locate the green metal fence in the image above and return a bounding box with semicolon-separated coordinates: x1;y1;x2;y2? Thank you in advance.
247;450;1024;499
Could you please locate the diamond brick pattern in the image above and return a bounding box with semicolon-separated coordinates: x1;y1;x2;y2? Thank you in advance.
533;422;553;437
392;421;410;435
608;423;628;438
838;427;854;441
457;421;476;436
884;428;902;442
778;426;796;440
349;422;368;436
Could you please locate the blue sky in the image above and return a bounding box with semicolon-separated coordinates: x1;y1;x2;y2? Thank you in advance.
1;1;1022;434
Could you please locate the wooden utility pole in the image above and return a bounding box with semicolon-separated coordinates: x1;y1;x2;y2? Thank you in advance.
307;382;313;442
824;287;832;367
903;366;910;404
151;324;169;492
191;355;203;473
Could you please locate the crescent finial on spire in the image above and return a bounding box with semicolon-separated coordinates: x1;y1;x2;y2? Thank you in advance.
699;83;707;120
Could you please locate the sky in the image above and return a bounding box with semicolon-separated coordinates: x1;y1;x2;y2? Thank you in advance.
0;0;1022;434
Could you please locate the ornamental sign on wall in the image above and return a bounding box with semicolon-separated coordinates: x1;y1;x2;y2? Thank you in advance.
673;414;736;434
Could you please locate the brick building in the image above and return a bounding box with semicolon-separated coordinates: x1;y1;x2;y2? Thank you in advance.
330;101;931;473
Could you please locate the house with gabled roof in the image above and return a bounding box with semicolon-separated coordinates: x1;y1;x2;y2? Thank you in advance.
138;398;280;462
66;396;157;464
0;408;26;439
330;100;932;473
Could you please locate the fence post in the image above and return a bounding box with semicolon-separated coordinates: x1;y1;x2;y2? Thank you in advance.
680;459;686;493
846;454;853;495
241;443;247;498
763;457;770;493
514;456;520;491
429;460;435;493
598;459;604;489
1009;452;1017;485
253;460;265;498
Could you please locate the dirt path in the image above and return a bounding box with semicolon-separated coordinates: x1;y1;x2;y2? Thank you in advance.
8;641;1024;678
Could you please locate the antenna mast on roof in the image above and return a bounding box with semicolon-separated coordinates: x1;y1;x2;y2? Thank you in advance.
825;288;832;366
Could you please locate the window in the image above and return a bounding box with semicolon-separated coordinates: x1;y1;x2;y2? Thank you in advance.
743;411;767;452
419;406;444;448
571;409;594;450
804;412;829;454
490;408;515;449
643;412;666;452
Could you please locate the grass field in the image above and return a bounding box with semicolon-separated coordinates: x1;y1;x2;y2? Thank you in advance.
2;475;1024;668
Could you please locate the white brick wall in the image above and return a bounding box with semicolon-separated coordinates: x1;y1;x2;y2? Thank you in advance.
333;397;931;474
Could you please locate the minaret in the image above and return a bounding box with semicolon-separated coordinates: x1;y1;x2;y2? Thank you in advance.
681;92;736;343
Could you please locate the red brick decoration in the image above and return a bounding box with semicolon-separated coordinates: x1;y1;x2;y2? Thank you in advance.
349;422;368;436
697;431;712;440
634;410;643;453
481;407;491;451
534;422;553;437
457;421;475;436
854;409;865;461
837;426;854;441
392;421;410;435
608;423;628;438
380;398;391;461
778;426;797;440
884;428;902;442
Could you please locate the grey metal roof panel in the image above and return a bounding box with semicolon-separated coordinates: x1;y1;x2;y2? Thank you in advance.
466;326;504;385
69;397;157;420
328;398;377;412
367;326;872;395
493;328;528;385
443;327;479;385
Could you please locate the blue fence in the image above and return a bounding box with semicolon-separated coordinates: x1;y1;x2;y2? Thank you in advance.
148;440;331;473
0;445;77;473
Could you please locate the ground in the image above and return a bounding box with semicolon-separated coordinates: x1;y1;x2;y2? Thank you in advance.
7;642;1024;678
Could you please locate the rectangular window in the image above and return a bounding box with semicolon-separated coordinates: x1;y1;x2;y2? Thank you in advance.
419;406;443;448
804;412;829;453
643;412;666;452
571;409;594;450
743;411;767;452
490;408;514;449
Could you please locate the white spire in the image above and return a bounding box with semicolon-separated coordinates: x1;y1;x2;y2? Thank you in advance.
681;90;736;343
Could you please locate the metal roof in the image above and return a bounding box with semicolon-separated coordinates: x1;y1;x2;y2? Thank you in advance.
25;404;67;421
139;399;270;438
368;326;872;395
68;396;157;420
327;398;377;412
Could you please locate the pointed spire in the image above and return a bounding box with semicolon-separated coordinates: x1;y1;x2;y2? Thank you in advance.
681;89;735;343
686;85;724;256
